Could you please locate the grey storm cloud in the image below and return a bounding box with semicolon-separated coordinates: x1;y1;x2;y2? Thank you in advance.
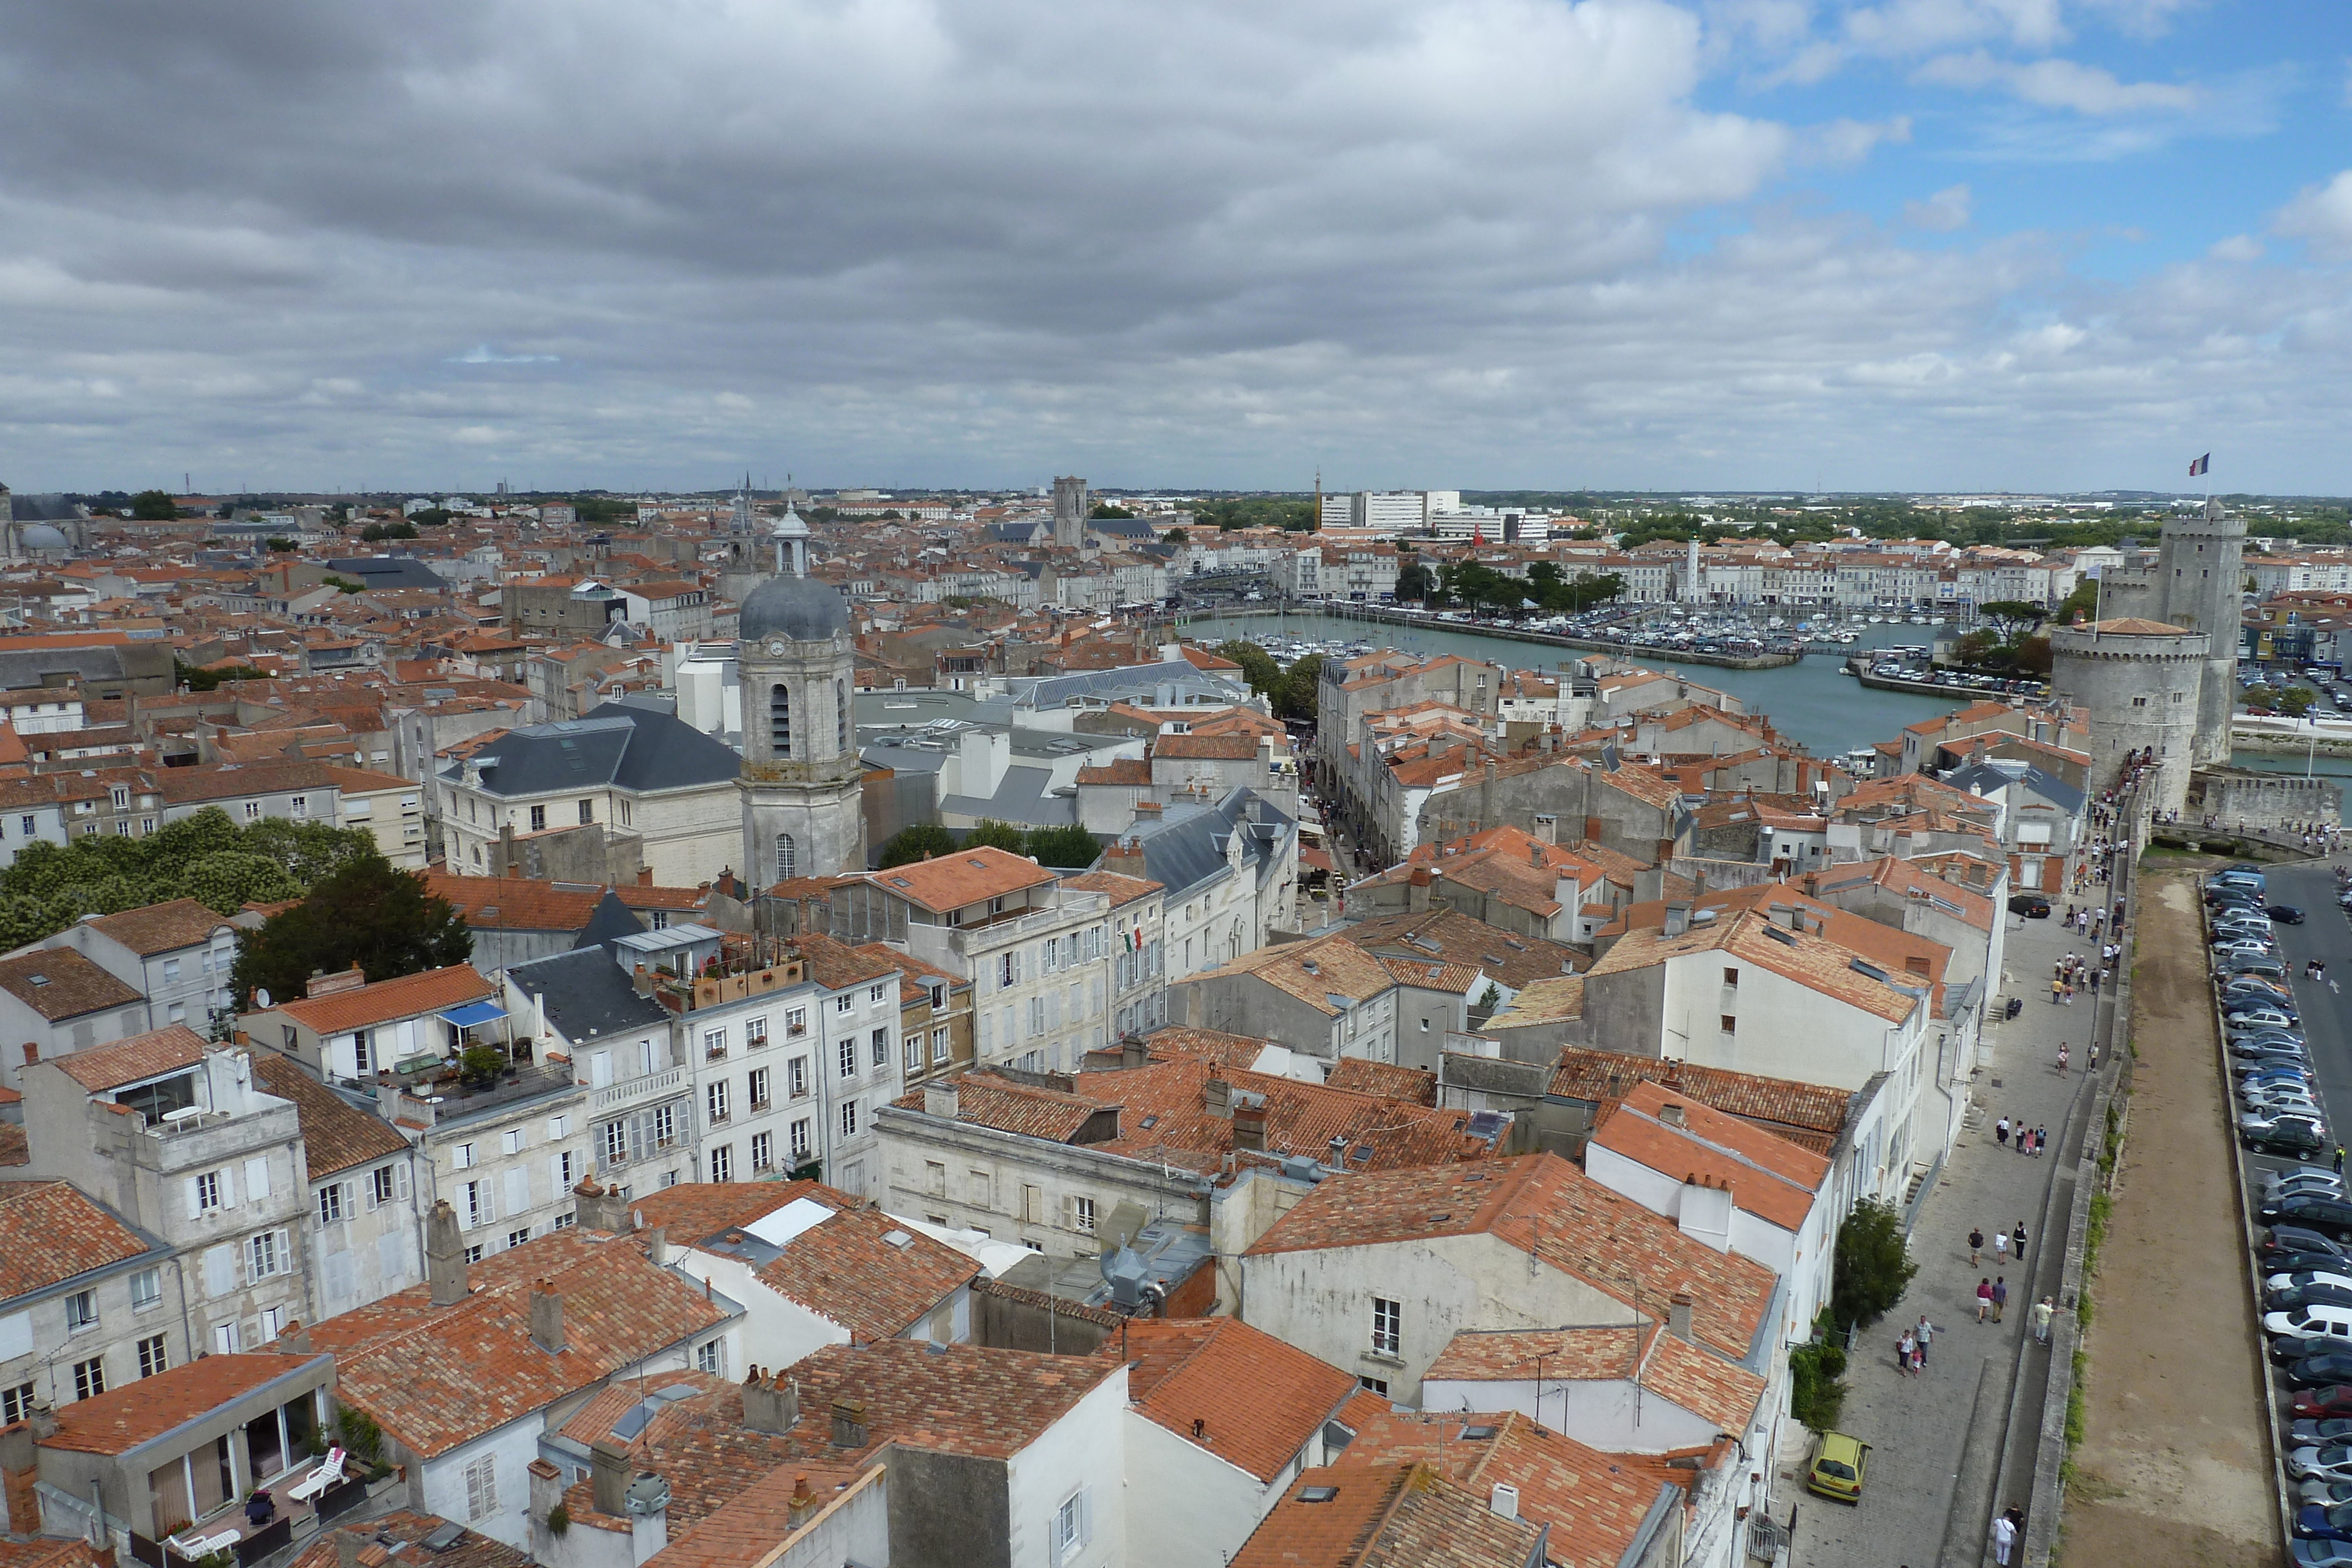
0;0;2344;491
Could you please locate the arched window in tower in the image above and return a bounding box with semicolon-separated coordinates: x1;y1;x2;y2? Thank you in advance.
776;833;796;882
836;680;848;754
769;683;791;759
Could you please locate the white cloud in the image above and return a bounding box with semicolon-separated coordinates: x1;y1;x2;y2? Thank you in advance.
2208;234;2263;262
1904;183;1973;230
1914;49;2200;113
2274;170;2352;258
454;345;559;364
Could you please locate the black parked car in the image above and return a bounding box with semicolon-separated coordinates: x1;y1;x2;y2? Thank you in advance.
2270;1228;2352;1264
2276;1253;2352;1282
2272;1196;2352;1241
2275;905;2310;924
2276;1336;2352;1368
2253;1121;2335;1159
2009;894;2052;918
2287;1356;2352;1390
2271;1285;2352;1315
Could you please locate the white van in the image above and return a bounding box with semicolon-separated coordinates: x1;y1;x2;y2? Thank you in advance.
2265;1306;2352;1342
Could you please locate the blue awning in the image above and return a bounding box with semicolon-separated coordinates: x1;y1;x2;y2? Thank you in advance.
438;1000;508;1029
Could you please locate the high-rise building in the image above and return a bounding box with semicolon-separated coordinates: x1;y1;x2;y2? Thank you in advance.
737;510;864;885
1053;475;1090;549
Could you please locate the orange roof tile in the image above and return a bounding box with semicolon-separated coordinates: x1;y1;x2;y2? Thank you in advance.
54;1024;212;1091
860;844;1057;913
271;964;495;1035
1098;1319;1357;1483
85;898;235;956
753;1203;978;1343
42;1353;328;1454
1232;1462;1547;1568
1547;1048;1853;1157
0;1179;157;1298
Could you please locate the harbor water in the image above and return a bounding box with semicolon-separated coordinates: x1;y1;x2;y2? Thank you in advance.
1183;611;1968;760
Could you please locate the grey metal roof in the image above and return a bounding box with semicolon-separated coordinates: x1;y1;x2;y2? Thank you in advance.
1120;787;1294;901
984;522;1045;543
507;945;671;1042
1088;517;1157;539
451;706;743;797
1943;760;2084;815
8;494;82;522
326;556;450;590
940;764;1074;827
0;644;128;688
1005;660;1250;712
573;890;649;951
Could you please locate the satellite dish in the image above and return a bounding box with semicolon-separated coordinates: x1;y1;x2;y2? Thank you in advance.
255;988;272;1009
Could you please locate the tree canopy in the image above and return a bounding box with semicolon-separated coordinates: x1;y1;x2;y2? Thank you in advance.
130;489;179;520
231;854;471;1009
1977;600;2048;641
1088;502;1134;519
1025;824;1103;868
963;818;1028;852
877;822;956;868
1277;654;1324;721
1829;1198;1918;1331
360;520;417;541
0;808;379;952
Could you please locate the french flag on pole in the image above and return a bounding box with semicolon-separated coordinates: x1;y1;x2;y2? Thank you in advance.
2189;453;2210;476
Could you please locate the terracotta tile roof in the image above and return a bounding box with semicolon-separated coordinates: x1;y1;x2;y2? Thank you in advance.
1232;1462;1548;1568
1180;931;1397;1018
1075;757;1152;787
1322;1057;1437;1106
1075;1054;1490;1173
557;1368;737;1446
639;1461;881;1568
250;1053;413;1180
1154;732;1261;761
853;944;969;994
86;898;234;956
744;1339;1120;1463
1588;1081;1829;1232
553;1379;800;1536
612;884;714;912
312;1228;733;1457
1375;955;1484;994
54;1024;211;1090
1322;1410;1688;1568
860;845;1056;914
1245;1155;1776;1362
42;1352;326;1454
272;964;496;1035
1097;1319;1357;1483
0;1543;105;1568
0;1179;156;1300
790;932;900;993
1056;869;1164;905
754;1202;979;1343
1482;974;1583;1028
1420;1323;1766;1435
1585;909;1925;1024
422;871;605;932
0;948;143;1021
891;1072;1113;1142
0;1124;24;1166
1548;1048;1852;1158
285;1512;532;1568
1801;854;1995;932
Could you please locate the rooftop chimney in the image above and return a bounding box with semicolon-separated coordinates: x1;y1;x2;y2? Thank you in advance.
923;1081;961;1120
1663;902;1691;938
572;1178;629;1233
1668;1292;1695;1343
529;1279;565;1355
1659;1102;1686;1128
741;1368;800;1435
1231;1101;1267;1154
590;1439;631;1516
275;1319;312;1354
1328;1136;1348;1165
1490;1483;1520;1521
425;1199;467;1306
829;1398;868;1449
787;1474;819;1531
305;964;368;1000
334;1533;362;1568
1204;1079;1232;1119
1120;1036;1147;1070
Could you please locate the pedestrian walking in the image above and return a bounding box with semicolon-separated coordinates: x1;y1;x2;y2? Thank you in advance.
1897;1328;1917;1376
1970;1226;1984;1265
2051;977;2064;1005
2089;1040;2100;1070
2035;1125;2049;1158
1916;1313;1936;1365
1996;1116;2010;1149
1994;1229;2009;1263
1992;1276;2009;1321
1977;1277;1994;1321
2033;1296;2054;1345
1992;1511;2018;1567
2058;1042;2069;1075
2336;1145;2346;1176
2012;1222;2028;1261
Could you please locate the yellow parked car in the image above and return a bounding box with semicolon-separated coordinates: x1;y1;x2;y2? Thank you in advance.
1806;1432;1870;1503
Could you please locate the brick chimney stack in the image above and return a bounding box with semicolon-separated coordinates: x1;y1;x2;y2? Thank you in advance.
529;1279;565;1355
425;1199;467;1306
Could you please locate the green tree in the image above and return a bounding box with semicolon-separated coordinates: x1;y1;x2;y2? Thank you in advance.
1277;654;1325;721
322;575;366;594
130;490;179;520
176;661;269;692
2013;634;2053;677
1088;502;1134;520
1977;600;2048;643
1788;1339;1849;1432
2054;578;2099;624
1396;558;1437;603
1829;1198;1917;1332
1216;640;1282;701
181;851;301;914
1160;527;1188;544
407;508;453;527
878;823;956;867
963;818;1028;852
266;537;298;552
360;520;418;542
2280;686;2316;717
1025;824;1103;868
231;856;470;1008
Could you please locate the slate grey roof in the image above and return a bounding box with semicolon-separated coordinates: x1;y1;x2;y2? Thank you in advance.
984;522;1046;543
740;573;849;642
1004;659;1250;713
9;494;82;522
574;890;649;951
1117;787;1294;901
0;644;129;689
940;764;1074;827
326;556;450;590
1087;517;1157;540
1942;760;2085;816
447;707;742;797
507;945;671;1044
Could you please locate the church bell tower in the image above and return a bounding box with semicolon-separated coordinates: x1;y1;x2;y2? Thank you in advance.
735;510;864;885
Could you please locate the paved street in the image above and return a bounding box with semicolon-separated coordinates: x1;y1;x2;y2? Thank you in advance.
1799;902;2103;1568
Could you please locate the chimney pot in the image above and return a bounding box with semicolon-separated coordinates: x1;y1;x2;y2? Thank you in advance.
425;1199;467;1306
1668;1292;1695;1343
923;1080;961;1120
741;1369;800;1433
828;1398;868;1449
1659;1102;1685;1128
529;1280;566;1355
590;1440;630;1516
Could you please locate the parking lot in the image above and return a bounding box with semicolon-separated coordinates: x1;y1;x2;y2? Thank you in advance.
2213;856;2352;1552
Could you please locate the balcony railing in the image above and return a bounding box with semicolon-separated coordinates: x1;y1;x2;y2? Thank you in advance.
590;1065;687;1114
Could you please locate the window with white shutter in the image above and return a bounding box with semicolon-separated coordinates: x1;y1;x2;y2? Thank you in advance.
242;1157;270;1200
504;1167;529;1215
202;1245;235;1298
463;1455;499;1521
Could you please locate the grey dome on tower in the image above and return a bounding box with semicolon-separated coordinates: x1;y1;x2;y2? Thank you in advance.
738;574;848;642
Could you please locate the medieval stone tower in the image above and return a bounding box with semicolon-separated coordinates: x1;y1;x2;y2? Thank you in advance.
2085;499;2245;769
1052;476;1090;550
2049;618;2207;817
736;510;864;884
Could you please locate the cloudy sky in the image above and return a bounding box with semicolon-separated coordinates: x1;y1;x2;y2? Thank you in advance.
1;0;2347;495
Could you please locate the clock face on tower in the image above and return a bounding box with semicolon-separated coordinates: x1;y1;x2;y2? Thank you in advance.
766;640;787;656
